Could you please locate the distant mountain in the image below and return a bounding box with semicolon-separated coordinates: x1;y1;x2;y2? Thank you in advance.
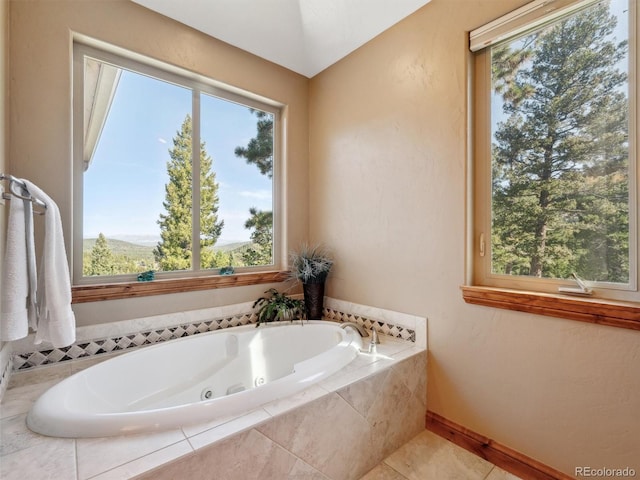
214;241;252;252
83;237;252;259
108;235;160;247
83;238;156;261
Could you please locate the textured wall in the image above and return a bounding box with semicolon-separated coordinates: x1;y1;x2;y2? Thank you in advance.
0;0;9;375
8;0;309;327
309;0;640;476
0;0;5;224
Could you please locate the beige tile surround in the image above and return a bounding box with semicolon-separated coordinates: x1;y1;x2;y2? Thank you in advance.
1;331;425;480
137;347;426;480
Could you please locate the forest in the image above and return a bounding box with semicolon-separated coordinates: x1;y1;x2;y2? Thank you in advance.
490;2;629;283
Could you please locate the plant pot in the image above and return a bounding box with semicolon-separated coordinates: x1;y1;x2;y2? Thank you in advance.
303;282;325;320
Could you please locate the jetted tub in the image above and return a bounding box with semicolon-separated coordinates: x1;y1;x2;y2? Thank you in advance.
26;321;363;438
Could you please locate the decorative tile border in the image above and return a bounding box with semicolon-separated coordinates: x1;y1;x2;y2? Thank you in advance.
324;297;426;349
11;298;419;372
323;307;416;342
13;313;258;371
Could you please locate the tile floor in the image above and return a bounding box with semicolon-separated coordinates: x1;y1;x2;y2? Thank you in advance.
361;429;522;480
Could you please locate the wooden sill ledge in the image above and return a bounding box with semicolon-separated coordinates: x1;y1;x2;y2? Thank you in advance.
461;286;640;331
72;271;289;303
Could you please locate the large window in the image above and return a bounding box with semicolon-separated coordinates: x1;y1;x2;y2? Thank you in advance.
73;43;282;284
472;0;638;302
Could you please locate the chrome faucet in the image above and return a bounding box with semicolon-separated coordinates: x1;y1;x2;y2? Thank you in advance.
341;322;381;354
340;322;368;337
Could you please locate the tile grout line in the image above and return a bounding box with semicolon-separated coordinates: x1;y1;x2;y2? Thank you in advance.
74;439;80;480
251;428;329;479
382;458;412;480
84;437;191;480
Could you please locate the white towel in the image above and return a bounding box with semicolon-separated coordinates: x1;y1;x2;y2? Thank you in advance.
21;180;76;348
1;192;29;341
24;194;38;330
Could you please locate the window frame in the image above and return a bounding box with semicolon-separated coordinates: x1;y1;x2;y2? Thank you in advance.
466;0;640;326
72;41;286;290
471;2;640;301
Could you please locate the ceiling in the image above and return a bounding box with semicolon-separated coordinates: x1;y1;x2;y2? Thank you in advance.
131;0;432;78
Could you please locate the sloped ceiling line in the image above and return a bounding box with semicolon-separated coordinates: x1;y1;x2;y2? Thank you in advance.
131;0;432;78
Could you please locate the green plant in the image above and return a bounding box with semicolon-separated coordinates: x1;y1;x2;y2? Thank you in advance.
252;288;305;327
289;243;333;284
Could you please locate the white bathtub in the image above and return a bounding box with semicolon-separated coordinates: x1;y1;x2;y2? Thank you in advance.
26;321;363;438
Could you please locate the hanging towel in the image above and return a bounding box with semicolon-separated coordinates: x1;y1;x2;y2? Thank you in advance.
21;180;76;348
1;192;30;341
24;191;38;330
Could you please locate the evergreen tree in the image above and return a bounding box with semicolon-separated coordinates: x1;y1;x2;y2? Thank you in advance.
235;109;274;266
241;208;273;265
234;110;274;178
491;4;628;281
154;115;224;271
87;233;115;276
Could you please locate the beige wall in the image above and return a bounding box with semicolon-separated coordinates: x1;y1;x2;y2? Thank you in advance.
309;0;640;476
1;0;7;343
8;0;308;326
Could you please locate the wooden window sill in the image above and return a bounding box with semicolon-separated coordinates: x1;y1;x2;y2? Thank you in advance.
461;286;640;331
72;271;289;304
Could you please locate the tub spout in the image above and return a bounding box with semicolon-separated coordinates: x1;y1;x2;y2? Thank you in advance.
340;322;368;337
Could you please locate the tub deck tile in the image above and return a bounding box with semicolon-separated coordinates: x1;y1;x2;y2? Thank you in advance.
316;337;420;393
0;435;76;480
388;346;426;363
180;408;250;438
76;428;186;480
89;440;193;480
186;408;271;451
0;379;61;419
262;383;329;417
0;413;48;457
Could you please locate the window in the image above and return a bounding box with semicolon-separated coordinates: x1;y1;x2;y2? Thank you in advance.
72;43;282;286
471;0;639;304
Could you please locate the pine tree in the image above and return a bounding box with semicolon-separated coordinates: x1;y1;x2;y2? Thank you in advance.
154;115;224;271
235;109;274;266
87;233;115;276
234;110;274;178
491;4;628;281
241;208;273;265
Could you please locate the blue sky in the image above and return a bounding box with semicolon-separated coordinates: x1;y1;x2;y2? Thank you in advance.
84;68;273;245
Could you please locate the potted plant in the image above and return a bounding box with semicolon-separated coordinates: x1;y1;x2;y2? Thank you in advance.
290;243;333;320
252;288;305;327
